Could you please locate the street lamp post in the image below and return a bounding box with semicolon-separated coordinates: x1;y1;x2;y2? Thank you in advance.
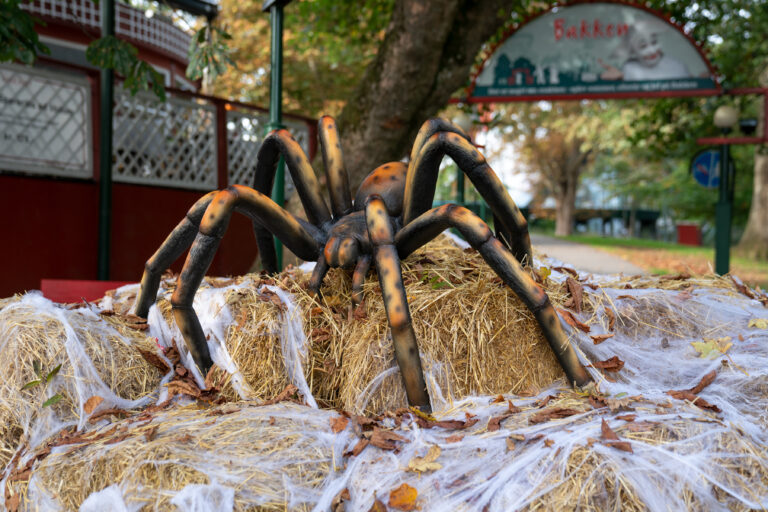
263;0;291;269
713;105;739;275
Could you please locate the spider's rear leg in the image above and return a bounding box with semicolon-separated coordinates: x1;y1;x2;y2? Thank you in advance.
173;185;323;375
365;195;431;412
396;204;592;388
135;191;217;318
308;254;329;299
351;255;372;307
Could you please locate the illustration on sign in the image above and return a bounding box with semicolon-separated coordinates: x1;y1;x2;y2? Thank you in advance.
690;148;727;189
470;1;717;100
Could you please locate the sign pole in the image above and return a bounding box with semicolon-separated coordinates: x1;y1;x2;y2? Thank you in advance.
263;0;290;270
97;0;114;280
714;137;732;274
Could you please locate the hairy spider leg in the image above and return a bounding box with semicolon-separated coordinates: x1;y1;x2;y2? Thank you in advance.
172;185;324;374
318;116;352;218
402;132;533;266
351;254;372;306
135;191;217;318
308;254;330;298
396;204;592;387
252;130;332;273
365;195;431;412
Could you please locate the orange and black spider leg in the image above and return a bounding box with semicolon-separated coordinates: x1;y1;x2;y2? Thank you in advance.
172;185;324;374
308;254;330;298
251;130;332;273
319;116;352;218
135;191;217;318
402;132;533;266
396;205;592;388
351;254;372;306
408;118;471;168
365;195;431;411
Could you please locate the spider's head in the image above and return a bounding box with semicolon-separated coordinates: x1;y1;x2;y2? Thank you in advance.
324;236;361;269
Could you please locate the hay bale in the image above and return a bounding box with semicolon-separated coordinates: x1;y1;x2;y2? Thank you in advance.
0;293;163;469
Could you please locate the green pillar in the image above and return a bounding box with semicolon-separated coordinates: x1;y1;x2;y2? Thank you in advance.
455;166;465;206
263;0;290;269
97;0;115;280
714;141;733;275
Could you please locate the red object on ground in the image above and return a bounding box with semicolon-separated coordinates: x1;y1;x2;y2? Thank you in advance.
41;279;136;304
676;223;702;246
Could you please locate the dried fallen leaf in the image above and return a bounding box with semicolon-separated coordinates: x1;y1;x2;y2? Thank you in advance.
144;425;159;442
557;308;590;333
591;333;615;345
748;318;768;329
544;438;554;448
529;408;580;424
408;445;441;473
368;498;387;512
687;370;716;394
605;307;616;331
445;434;463;443
490;394;505;404
615;414;637;422
330;416;349;433
592;356;625;372
565;277;584;313
83;396;104;415
600;419;633;453
369;428;408;451
506;438;516;451
691;338;732;359
666;390;722;413
389;483;418;511
331;488;351;512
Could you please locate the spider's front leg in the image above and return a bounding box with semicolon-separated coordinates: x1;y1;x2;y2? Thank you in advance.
172;185;323;374
365;196;431;411
396;205;592;388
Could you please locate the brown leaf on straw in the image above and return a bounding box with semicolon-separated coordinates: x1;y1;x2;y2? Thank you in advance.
554;266;579;278
600;419;633;453
544;438;554;448
5;492;19;512
345;439;369;457
730;275;756;299
616;294;637;301
591;333;615;345
666;390;722;413
606;307;616;331
331;488;351;512
529;408;580;424
487;413;512;432
592;356;625;372
389;483;418;511
490;394;505;404
589;395;608;409
261;384;299;406
368;498;388;512
535;395;556;408
369;428;408;451
660;272;691;281
565;277;584;313
616;414;636;422
557;308;590;332
88;408;130;423
330;416;349;433
446;434;464;443
686;370;717;394
144;425;159;442
83;396;104;415
137;348;171;373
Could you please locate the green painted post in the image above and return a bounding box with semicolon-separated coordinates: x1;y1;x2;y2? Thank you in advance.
456;167;465;206
714;140;732;275
263;0;290;269
97;0;115;280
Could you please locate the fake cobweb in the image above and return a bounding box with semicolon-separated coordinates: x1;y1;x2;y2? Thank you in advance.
1;237;768;511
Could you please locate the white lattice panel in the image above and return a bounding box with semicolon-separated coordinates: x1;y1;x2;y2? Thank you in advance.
113;89;217;190
0;64;92;178
24;0;190;61
226;111;312;187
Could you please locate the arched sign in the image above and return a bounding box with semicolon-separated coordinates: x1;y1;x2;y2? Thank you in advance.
466;1;719;102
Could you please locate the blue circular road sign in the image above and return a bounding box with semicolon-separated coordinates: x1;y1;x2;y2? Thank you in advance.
690;148;722;188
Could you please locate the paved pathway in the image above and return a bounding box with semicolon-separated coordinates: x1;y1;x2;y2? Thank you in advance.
530;234;646;276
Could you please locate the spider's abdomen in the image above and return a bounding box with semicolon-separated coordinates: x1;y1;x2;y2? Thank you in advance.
353;161;407;217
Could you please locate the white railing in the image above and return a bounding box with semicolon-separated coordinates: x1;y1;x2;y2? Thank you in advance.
23;0;191;62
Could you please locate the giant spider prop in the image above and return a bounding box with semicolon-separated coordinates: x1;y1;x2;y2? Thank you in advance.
134;117;591;412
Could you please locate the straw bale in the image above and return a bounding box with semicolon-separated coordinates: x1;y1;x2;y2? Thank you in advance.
0;296;163;469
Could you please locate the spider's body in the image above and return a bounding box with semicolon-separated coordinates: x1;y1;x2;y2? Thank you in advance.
135;117;591;412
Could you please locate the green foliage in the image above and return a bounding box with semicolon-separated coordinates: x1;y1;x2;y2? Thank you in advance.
21;361;65;408
86;35;166;101
0;0;49;64
187;25;235;82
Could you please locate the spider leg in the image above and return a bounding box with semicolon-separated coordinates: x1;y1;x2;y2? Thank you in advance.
252;130;332;273
351;254;372;306
173;185;324;374
135;191;217;318
365;195;431;411
402;131;533;266
318;116;352;217
408;118;471;166
308;254;330;298
396;205;592;387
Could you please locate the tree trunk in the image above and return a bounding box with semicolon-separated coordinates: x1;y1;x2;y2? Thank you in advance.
737;149;768;260
554;182;576;236
336;0;516;191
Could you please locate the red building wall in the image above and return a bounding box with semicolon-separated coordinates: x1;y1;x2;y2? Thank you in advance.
0;174;258;297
